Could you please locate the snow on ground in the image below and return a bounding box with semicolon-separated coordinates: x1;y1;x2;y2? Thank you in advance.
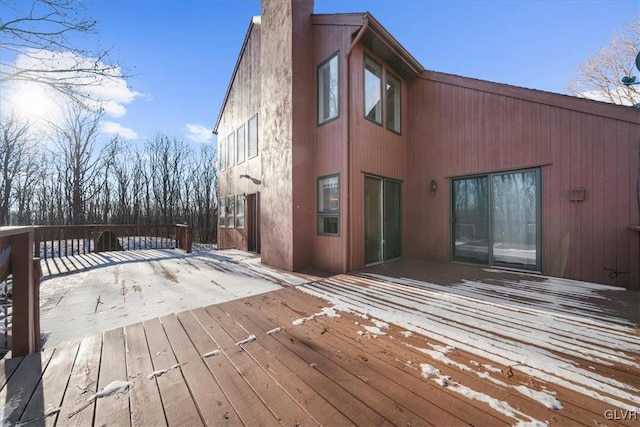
39;248;307;348
298;272;640;425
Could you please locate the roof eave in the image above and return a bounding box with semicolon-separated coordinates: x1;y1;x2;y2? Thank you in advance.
361;13;424;80
421;70;640;124
213;16;261;135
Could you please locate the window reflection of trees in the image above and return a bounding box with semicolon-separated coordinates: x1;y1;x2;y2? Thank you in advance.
453;169;539;267
492;172;537;247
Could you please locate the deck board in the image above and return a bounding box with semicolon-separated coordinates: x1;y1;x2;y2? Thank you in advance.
125;322;167;427
219;300;356;426
143;317;203;427
189;307;282;426
0;348;54;425
216;300;393;427
160;313;240;426
19;340;79;426
204;304;319;426
95;328;130;426
57;335;102;426
3;259;640;427
244;291;512;426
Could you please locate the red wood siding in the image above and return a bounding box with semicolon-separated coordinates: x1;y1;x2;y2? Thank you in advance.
312;21;360;273
407;74;640;289
347;45;409;271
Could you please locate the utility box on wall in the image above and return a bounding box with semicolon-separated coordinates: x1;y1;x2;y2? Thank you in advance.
569;187;586;202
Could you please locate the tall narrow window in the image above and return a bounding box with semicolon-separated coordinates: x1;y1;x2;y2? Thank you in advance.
386;72;401;134
317;174;339;236
227;195;235;228
236;194;245;229
236;124;245;164
227;132;235;167
318;53;339;124
218;197;226;227
219;136;226;171
364;55;382;124
247;114;258;158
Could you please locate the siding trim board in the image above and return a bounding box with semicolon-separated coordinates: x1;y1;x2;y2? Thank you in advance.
443;162;553;179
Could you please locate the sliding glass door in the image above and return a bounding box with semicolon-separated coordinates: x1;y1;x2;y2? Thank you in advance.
452;168;540;270
365;176;401;264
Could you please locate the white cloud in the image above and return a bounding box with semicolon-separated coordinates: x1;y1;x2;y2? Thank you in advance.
1;49;141;129
185;123;213;143
101;121;139;140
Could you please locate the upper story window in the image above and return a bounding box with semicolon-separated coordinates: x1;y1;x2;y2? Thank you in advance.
227;132;235;167
386;72;401;134
318;52;339;125
247;114;258;158
364;54;402;134
364;55;382;124
237;124;245;164
219;136;226;171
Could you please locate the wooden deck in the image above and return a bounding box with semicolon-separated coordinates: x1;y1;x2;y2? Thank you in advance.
2;260;640;426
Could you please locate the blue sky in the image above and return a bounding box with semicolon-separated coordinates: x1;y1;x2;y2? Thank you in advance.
4;0;637;148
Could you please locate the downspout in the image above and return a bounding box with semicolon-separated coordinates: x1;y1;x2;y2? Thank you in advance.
345;17;368;272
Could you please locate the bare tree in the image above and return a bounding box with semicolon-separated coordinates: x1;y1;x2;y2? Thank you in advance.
0;0;122;101
0;112;35;225
567;16;640;106
50;100;109;224
147;135;189;224
190;145;218;241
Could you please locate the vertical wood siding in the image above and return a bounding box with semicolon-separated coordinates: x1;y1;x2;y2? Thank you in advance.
347;45;408;271
407;76;640;289
217;23;262;251
313;23;351;273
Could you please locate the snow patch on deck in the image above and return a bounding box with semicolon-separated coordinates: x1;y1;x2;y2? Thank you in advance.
298;272;640;419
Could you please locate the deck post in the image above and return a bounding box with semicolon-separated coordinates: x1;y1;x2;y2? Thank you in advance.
175;224;193;253
9;228;36;357
32;257;41;353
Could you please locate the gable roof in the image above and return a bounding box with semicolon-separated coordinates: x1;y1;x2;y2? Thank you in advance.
311;12;423;80
359;13;423;80
213;16;260;135
421;70;640;124
214;10;638;136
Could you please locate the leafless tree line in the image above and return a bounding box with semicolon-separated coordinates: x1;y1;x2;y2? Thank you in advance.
0;104;218;242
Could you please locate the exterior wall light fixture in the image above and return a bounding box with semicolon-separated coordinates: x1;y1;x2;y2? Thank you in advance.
430;180;438;192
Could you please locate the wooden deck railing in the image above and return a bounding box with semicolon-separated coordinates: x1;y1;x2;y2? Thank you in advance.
33;224;193;260
0;227;41;358
0;223;193;358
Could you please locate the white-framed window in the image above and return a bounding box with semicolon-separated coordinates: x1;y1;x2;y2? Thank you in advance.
364;55;382;125
236;194;245;229
236;124;245;164
218;197;226;227
317;174;339;236
227;131;235;167
219;136;226;171
226;195;235;228
386;72;401;134
247;114;258;158
318;52;339;125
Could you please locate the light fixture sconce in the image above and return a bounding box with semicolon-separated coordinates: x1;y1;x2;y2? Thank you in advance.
430;180;438;192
